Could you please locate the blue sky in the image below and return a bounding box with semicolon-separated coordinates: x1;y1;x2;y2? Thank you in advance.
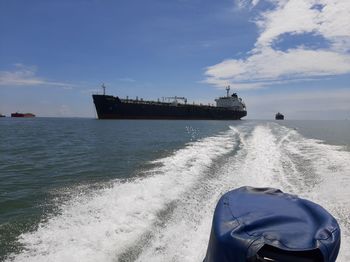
1;0;350;119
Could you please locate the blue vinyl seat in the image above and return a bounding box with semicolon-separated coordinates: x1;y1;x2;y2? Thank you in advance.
204;187;340;262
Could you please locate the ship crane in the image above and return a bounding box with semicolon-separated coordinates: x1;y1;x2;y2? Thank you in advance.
164;96;188;104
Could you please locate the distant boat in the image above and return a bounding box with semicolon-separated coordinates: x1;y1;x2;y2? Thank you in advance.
11;112;36;118
0;113;5;117
275;112;284;120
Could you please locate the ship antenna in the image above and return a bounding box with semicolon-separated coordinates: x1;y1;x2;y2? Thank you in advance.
226;85;230;97
102;83;106;95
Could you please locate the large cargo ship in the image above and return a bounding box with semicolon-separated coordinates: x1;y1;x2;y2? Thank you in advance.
92;85;247;120
11;112;35;118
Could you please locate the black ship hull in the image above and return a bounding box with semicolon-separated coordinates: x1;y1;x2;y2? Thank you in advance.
93;95;247;120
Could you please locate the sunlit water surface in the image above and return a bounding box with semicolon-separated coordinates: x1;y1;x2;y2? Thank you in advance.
1;118;349;261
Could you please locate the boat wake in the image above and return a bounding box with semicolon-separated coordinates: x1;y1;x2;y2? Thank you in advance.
8;123;350;262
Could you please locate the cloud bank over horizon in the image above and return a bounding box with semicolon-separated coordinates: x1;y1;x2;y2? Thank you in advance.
204;0;350;90
0;64;74;89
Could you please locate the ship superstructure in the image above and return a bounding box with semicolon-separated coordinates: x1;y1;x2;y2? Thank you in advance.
215;86;246;111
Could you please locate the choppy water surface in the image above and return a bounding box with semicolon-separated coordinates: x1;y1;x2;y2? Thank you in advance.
1;118;349;261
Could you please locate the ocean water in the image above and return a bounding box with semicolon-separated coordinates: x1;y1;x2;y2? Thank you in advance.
0;118;349;261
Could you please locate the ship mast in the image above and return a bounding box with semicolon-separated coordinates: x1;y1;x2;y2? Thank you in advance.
102;83;106;95
226;85;230;97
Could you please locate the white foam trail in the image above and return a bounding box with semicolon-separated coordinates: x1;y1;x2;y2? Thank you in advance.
8;129;238;262
134;123;350;262
228;123;350;261
134;124;286;261
227;124;289;188
8;123;350;262
278;125;350;261
229;123;350;261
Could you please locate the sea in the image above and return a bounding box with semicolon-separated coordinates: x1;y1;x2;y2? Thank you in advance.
0;118;349;262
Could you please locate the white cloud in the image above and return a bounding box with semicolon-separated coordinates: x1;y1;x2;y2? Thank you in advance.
206;48;350;87
205;0;350;89
255;0;350;50
237;0;262;9
0;64;75;88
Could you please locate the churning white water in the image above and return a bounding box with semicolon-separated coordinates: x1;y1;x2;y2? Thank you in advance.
8;123;350;262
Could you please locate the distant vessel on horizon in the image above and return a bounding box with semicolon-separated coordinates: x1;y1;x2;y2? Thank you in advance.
11;112;36;118
275;112;284;120
92;85;247;120
0;113;5;117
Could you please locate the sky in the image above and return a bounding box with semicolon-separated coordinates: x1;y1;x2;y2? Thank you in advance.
0;0;349;119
